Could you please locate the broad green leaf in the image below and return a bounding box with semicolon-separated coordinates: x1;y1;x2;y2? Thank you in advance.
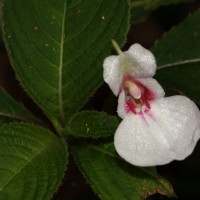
68;111;119;138
130;0;194;23
72;141;175;200
151;10;200;103
2;0;130;131
0;89;41;124
0;123;67;200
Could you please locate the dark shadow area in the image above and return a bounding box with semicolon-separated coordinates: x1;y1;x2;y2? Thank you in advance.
145;193;177;200
157;141;200;200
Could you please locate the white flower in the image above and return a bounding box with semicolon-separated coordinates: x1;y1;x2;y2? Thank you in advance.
103;43;156;96
103;41;200;166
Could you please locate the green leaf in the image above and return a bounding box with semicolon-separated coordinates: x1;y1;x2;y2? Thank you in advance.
68;111;120;138
2;0;130;131
72;141;175;200
130;0;194;23
0;123;67;200
0;89;41;124
151;10;200;103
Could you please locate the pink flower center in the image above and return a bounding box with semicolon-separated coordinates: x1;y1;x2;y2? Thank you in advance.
123;75;155;115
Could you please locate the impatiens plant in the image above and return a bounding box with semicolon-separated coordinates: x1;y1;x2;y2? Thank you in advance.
1;0;200;200
104;40;200;166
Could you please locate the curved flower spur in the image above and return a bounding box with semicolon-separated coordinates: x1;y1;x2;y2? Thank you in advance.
103;40;200;167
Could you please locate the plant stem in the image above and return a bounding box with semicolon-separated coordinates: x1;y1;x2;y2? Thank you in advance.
111;39;123;55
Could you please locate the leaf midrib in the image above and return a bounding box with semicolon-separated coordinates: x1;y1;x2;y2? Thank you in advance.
58;1;67;126
157;58;200;70
0;112;45;128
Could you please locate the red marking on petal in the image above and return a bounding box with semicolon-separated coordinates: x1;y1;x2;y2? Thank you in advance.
145;109;156;121
123;74;156;101
122;74;156;115
134;79;156;100
139;111;149;125
125;99;137;114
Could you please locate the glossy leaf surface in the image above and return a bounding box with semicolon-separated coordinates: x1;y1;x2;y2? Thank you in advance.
152;10;200;103
2;0;130;130
72;141;175;200
0;89;41;124
68;111;119;138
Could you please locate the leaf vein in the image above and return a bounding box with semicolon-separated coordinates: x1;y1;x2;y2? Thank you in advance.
158;58;200;69
58;0;67;125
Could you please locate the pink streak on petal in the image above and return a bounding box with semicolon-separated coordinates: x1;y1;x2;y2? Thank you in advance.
122;74;157;116
139;111;149;125
125;99;137;114
145;109;156;121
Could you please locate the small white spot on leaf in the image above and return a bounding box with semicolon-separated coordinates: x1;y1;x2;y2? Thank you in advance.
34;26;39;31
101;16;106;20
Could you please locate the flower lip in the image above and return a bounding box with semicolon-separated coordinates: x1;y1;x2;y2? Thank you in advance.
114;95;200;166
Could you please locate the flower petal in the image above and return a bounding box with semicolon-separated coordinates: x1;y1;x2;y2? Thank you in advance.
117;78;165;119
114;95;200;166
117;90;126;119
125;43;156;77
103;44;157;95
135;77;165;99
103;55;122;96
